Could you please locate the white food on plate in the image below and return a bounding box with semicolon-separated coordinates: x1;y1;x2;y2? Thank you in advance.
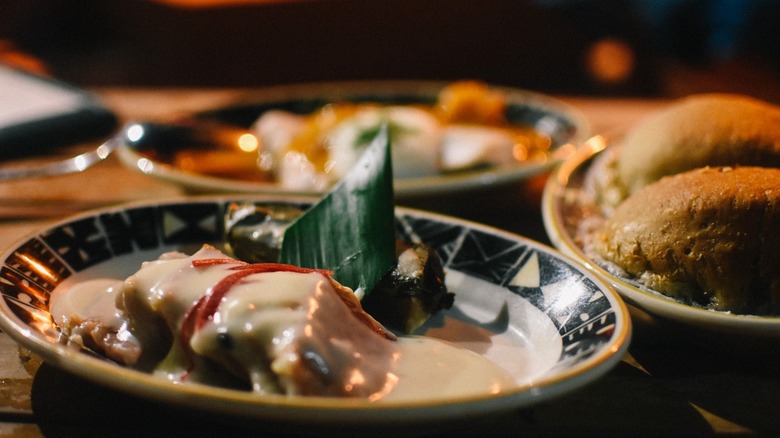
439;125;516;170
277;150;332;191
251;105;521;191
327;106;442;179
250;109;306;156
50;245;517;400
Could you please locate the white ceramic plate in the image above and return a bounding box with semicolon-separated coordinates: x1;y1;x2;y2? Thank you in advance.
0;196;628;429
542;134;780;341
115;81;588;198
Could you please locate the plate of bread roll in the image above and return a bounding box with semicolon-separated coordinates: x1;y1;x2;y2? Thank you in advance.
542;93;780;345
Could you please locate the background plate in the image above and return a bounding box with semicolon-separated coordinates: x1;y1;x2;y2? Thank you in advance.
115;81;588;198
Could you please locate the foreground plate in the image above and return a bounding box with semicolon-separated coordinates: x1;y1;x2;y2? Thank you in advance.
542;135;780;342
115;81;588;198
0;196;628;429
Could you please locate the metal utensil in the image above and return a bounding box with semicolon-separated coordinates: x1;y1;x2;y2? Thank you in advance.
0;137;117;180
0;117;250;181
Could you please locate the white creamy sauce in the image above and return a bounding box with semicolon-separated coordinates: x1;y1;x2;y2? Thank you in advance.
50;246;521;401
50;278;125;329
387;336;515;401
50;278;142;365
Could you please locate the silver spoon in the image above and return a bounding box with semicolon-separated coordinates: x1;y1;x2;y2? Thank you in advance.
0;118;239;181
0;137;117;180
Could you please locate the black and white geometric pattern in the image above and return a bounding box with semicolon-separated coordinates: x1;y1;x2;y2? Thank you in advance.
396;212;617;365
0;199;621;373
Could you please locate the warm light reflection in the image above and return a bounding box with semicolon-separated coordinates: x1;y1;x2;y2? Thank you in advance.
29;310;58;342
489;381;504;395
512;141;529;161
16;253;59;284
550;142;577;161
304;285;323;337
28;307;54;328
237;133;259;152
369;372;399;402
15;278;49;306
555;135;606;186
347;369;366;388
586;38;636;84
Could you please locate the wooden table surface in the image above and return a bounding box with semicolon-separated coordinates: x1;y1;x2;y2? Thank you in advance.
0;88;777;437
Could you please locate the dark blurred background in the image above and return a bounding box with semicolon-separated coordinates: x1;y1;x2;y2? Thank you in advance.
1;0;780;101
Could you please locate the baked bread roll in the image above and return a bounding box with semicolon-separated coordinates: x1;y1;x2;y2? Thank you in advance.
595;166;780;314
617;94;780;199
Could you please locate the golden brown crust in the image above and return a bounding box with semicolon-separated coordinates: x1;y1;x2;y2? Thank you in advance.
617;94;780;198
595;166;780;314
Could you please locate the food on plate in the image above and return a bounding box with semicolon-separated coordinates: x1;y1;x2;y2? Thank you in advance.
50;245;515;399
570;93;780;315
275;125;397;299
611;93;780;204
49;126;509;400
593;166;780;314
250;80;552;190
274;125;454;333
125;81;555;191
361;240;453;334
52;245;394;393
226;204;454;334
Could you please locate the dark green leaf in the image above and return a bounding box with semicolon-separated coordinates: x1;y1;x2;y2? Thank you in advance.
279;125;396;297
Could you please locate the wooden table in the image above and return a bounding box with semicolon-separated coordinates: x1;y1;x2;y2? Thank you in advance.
0;88;776;437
